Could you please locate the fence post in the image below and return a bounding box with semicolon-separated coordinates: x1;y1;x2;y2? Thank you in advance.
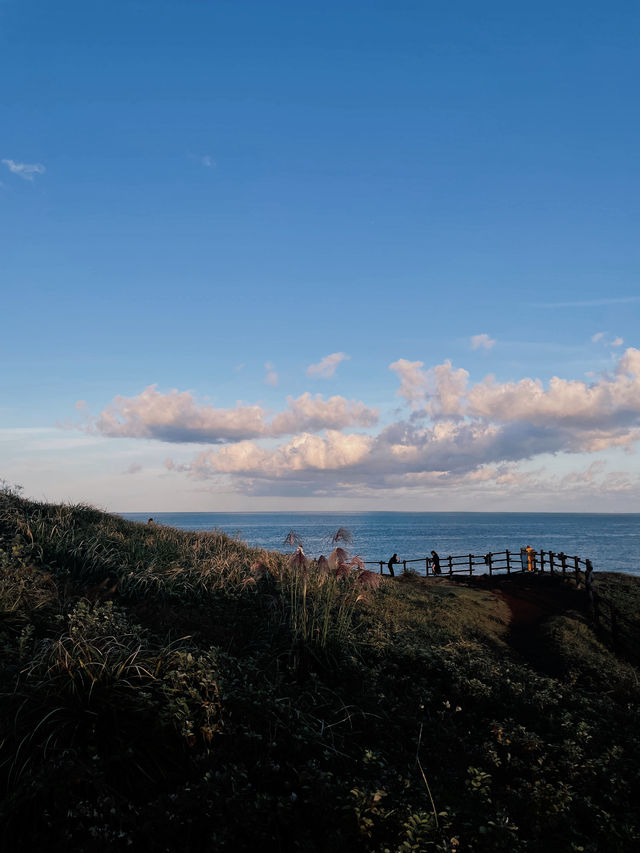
403;560;407;575
560;552;567;577
425;557;430;576
506;549;511;574
487;552;493;577
448;556;453;575
549;551;555;574
469;554;473;576
540;550;545;573
574;556;580;586
379;561;384;575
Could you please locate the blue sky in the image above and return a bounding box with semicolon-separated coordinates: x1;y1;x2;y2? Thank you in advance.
2;0;639;511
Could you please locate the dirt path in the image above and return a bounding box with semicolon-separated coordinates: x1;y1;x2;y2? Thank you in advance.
490;574;587;670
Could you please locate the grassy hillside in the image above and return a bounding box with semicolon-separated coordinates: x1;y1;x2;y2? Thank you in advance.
1;486;639;852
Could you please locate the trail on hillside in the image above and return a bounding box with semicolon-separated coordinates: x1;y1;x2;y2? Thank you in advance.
489;575;587;671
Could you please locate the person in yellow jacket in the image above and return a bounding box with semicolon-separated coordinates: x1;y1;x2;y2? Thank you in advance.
525;545;535;572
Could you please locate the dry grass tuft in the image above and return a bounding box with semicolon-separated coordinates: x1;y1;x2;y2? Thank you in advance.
357;570;381;590
331;527;353;545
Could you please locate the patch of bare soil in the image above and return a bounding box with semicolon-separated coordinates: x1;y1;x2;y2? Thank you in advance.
489;574;588;672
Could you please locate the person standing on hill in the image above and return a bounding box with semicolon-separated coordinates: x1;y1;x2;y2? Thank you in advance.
525;545;535;572
387;553;399;576
430;550;441;575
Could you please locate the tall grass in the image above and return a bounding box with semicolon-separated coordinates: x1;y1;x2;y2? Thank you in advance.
0;489;281;604
281;546;382;650
0;488;381;665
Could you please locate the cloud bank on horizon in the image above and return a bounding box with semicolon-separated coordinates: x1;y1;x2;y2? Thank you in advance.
79;347;640;502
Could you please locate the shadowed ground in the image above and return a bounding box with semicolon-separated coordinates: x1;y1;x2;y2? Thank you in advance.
2;493;640;852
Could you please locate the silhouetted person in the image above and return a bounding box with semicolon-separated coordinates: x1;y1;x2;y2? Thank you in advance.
387;553;399;576
148;518;154;525
585;559;594;611
430;550;441;575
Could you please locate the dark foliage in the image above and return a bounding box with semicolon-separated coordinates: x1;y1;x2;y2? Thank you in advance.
1;488;640;851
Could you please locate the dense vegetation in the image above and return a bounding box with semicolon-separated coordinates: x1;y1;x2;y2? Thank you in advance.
1;486;639;851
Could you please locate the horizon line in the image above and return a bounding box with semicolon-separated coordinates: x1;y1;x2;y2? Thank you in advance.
117;509;640;516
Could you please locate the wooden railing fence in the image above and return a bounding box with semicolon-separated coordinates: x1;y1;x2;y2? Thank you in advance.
362;547;639;665
365;548;592;584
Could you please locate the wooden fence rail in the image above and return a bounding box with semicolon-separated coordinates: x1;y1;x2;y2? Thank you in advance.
365;548;593;584
360;548;638;666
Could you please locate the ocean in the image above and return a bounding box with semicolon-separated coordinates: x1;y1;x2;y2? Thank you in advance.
119;512;640;576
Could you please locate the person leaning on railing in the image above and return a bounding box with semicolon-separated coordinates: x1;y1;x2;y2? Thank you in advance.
430;550;441;575
585;559;594;609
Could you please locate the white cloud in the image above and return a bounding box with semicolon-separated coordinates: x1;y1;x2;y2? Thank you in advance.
592;331;624;347
94;386;268;443
306;352;350;378
470;333;495;351
264;362;278;387
174;347;640;493
388;348;640;441
389;358;468;417
270;393;377;434
2;159;46;180
426;361;469;419
184;430;374;478
168;423;640;503
389;359;428;405
202;155;214;167
89;386;377;443
84;348;640;500
466;347;640;433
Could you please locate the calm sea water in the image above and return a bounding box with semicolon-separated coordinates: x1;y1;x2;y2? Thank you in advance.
119;512;640;576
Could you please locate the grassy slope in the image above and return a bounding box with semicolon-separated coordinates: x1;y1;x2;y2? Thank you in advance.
1;490;640;852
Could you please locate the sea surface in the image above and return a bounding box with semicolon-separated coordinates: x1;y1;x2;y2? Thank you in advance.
120;512;640;576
